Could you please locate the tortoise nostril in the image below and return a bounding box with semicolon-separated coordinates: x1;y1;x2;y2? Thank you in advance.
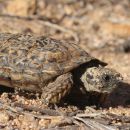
116;73;123;81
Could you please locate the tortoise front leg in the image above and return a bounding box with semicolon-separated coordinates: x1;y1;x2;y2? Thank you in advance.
41;73;73;105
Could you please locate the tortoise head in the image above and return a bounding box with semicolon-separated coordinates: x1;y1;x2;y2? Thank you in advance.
80;67;122;93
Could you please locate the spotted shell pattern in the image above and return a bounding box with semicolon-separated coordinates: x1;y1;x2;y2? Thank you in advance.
0;33;95;91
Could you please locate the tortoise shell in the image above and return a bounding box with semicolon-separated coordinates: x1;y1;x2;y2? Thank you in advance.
0;33;106;91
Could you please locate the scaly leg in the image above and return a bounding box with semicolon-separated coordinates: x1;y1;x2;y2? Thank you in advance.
41;73;73;105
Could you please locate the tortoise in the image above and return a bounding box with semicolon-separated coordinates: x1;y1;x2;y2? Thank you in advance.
0;33;122;104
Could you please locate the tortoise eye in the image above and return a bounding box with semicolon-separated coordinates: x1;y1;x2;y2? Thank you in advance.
103;75;111;82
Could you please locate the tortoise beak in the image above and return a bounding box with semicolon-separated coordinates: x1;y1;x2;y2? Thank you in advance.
116;73;123;82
